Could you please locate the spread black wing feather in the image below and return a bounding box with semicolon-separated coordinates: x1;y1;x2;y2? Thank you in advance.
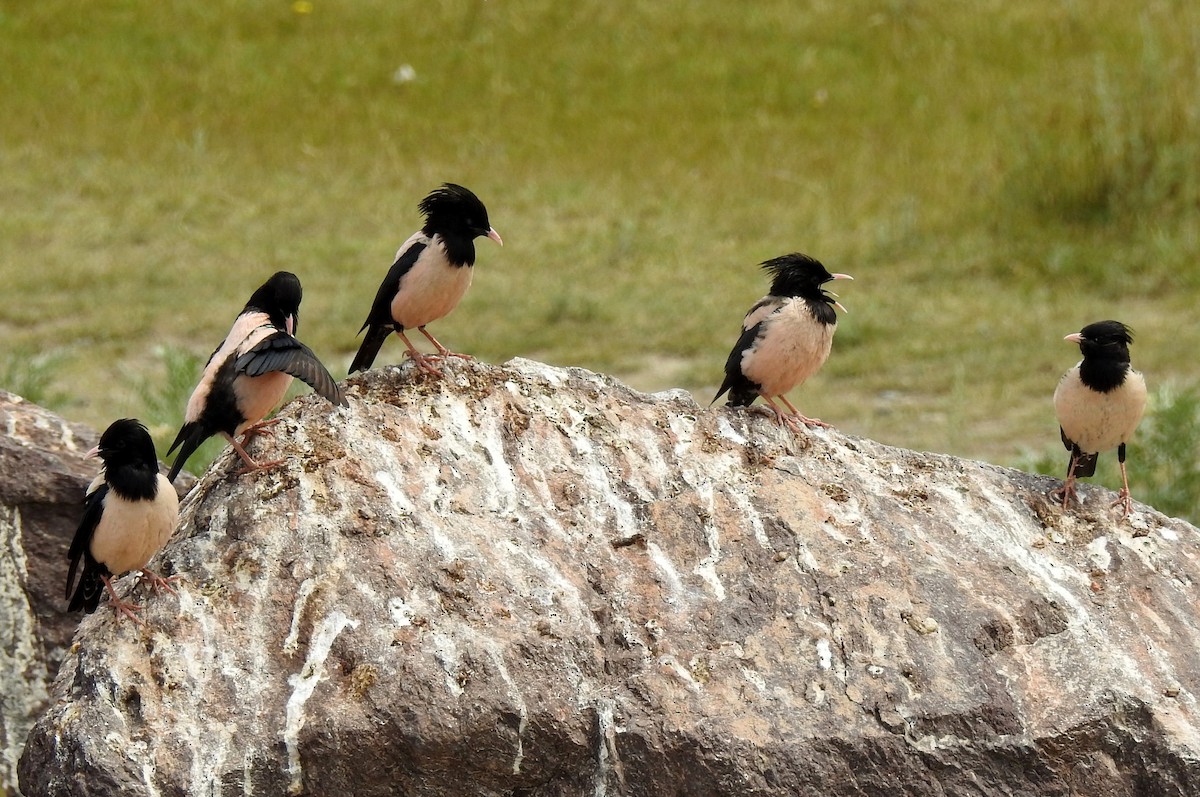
349;241;427;373
66;483;110;611
713;321;766;407
234;333;346;406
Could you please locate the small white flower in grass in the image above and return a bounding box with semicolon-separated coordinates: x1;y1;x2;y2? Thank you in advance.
393;64;417;84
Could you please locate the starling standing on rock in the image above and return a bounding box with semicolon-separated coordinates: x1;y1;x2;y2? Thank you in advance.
1051;320;1147;517
166;271;345;482
349;183;502;375
67;419;179;624
713;253;853;431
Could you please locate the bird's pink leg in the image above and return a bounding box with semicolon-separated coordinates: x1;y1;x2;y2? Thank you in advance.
223;432;286;475
396;330;445;375
1111;460;1134;517
102;575;146;626
1049;457;1080;509
779;395;830;429
419;326;472;361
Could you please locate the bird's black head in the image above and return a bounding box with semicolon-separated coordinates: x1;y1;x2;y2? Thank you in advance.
93;418;158;472
1072;320;1134;362
419;183;501;265
761;253;849;301
245;271;303;334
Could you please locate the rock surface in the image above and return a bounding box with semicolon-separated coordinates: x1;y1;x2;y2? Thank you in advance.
1;390;99;794
17;358;1200;796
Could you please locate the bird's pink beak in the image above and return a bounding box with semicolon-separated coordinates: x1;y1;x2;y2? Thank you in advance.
828;274;852;313
1064;332;1083;343
286;314;296;336
85;445;100;459
487;228;503;247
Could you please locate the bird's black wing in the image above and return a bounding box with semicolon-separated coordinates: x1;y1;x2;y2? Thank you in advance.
361;241;428;330
349;241;428;374
712;321;766;407
66;483;109;610
235;333;347;407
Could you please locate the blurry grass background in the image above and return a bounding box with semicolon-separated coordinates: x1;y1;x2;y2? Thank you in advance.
2;0;1199;515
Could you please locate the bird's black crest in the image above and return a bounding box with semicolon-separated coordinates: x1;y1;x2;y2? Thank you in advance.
420;183;494;246
760;253;836;298
244;271;303;332
1077;320;1134;349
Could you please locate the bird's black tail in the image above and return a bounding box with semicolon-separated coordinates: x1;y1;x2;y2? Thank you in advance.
1069;451;1099;478
349;325;391;374
67;558;107;613
712;373;761;408
166;421;207;483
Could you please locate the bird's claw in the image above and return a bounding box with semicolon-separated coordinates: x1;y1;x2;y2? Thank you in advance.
103;582;146;626
1110;489;1134;518
241;418;282;442
234;457;286;476
404;351;445;376
1049;480;1078;510
139;569;181;596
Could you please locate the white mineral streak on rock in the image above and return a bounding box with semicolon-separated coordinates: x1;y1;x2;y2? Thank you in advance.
431;630;465;697
646;542;686;604
816;638;834;671
1087;536;1111;572
692;482;727;600
284;611;358;795
715;415;747;446
473;636;529;774
283;578;318;655
0;506;47;789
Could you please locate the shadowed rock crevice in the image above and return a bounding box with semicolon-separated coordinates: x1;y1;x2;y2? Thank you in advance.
14;359;1200;797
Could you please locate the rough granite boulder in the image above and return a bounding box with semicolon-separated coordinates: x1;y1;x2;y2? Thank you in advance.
17;358;1200;796
1;390;98;794
1;392;195;797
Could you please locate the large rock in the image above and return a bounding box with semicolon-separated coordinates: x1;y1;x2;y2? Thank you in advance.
0;390;98;794
18;359;1200;796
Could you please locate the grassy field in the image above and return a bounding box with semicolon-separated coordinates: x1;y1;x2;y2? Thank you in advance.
2;1;1199;512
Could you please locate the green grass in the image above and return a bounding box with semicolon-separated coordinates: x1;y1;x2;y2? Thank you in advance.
2;0;1199;504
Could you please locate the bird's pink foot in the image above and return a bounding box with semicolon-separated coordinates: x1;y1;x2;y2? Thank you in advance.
241;418;282;443
765;397;830;432
404;350;445;376
795;414;831;429
234;456;286;476
103;577;146;626
1049;479;1078;510
138;568;180;596
1110;489;1134;518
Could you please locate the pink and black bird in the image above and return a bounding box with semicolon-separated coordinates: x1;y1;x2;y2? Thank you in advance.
349;183;502;375
1051;320;1147;517
66;418;179;624
167;271;345;482
713;253;853;430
